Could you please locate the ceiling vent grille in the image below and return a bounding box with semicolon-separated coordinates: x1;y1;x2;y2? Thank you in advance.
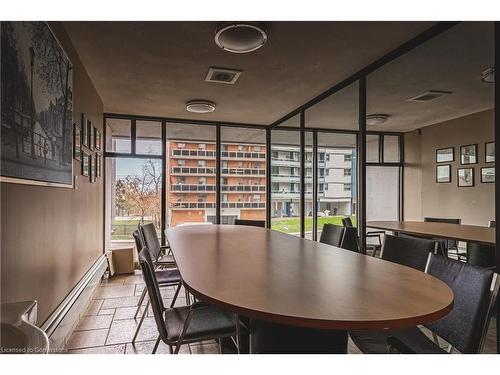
407;90;452;102
205;67;242;85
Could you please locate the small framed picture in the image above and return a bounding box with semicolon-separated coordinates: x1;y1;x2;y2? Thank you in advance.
82;150;91;177
73;123;81;161
481;167;495;183
90;125;95;151
436;164;451;183
457;167;474;187
81;113;89;148
90;154;96;182
460;144;477;165
96;154;101;178
95;129;102;151
436;147;454;163
485;142;495;163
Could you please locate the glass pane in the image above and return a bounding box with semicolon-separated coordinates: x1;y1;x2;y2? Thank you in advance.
136;120;162;155
305;81;359;130
366;166;399;222
220;127;266;225
383;135;400;163
166;123;216;227
271;130;301;236
366;134;379;163
106;158;162;249
106;118;131;153
317;133;357;240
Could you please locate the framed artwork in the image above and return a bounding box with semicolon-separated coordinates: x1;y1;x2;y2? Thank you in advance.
95;129;102;151
481;167;495;183
89;123;95;151
436;164;451;183
82;150;90;177
96;154;101;178
1;22;73;188
485;142;495;163
81;113;89;148
457;167;474;187
460;144;478;165
73;123;81;161
90;154;96;182
436;147;454;163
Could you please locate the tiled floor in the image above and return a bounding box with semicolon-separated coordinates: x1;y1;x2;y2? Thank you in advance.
66;270;497;354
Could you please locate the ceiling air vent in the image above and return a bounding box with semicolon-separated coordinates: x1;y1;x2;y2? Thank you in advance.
205;67;242;85
407;90;452;103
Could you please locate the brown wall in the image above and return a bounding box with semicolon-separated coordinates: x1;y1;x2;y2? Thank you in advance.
404;110;495;225
1;22;104;324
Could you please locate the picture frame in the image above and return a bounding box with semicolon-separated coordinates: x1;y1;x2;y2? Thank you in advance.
89;124;95;151
95;129;102;151
481;167;495;183
73;123;81;161
96;154;101;178
485;142;495;163
460;144;478;165
81;113;89;148
436;147;454;163
436;164;451;183
90;153;96;182
82;150;90;177
457;167;474;187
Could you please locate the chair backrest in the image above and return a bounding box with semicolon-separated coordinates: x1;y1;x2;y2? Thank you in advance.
340;226;359;253
341;217;353;227
319;224;345;247
381;234;435;271
140;223;162;261
234;219;266;228
425;254;497;353
488;220;495;228
132;229;145;253
138;247;168;342
466;243;495;269
423;217;461;249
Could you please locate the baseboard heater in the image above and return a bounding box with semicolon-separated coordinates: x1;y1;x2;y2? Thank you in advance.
40;254;108;350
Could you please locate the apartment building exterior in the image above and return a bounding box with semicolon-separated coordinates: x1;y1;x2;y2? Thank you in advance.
167;141;266;226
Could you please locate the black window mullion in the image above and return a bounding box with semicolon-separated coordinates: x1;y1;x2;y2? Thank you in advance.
161;120;167;245
300;111;306;238
131;118;137;155
215;125;221;224
312;130;318;241
266;128;271;228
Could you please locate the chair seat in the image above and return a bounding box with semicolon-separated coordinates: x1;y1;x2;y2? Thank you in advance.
156;268;181;285
349;327;447;354
164;303;236;342
157;253;176;265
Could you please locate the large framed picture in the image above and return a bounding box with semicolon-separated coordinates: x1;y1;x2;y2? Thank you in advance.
1;22;73;187
481;167;495;183
73;123;81;161
436;164;451;183
485;142;495;163
436;147;454;163
460;144;478;165
457;167;474;187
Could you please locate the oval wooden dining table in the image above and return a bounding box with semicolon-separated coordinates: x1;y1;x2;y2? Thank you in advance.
167;224;454;353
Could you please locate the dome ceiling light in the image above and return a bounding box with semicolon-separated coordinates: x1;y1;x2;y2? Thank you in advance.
480;67;495;83
186;100;216;114
214;23;267;53
366;114;390;126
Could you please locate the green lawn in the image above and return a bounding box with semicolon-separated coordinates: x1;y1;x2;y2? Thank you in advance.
111;219;153;240
271;216;356;234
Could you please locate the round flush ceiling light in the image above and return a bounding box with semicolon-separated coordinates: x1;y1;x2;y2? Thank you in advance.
480;67;495;83
186;100;216;114
214;23;267;53
366;114;390;126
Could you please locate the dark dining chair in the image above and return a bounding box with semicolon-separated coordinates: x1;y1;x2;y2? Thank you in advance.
319;224;345;247
423;217;464;259
342;217;383;256
341;226;359;253
139;223;176;268
138;247;241;354
350;254;499;354
380;234;435;271
466;221;496;269
234;219;266;227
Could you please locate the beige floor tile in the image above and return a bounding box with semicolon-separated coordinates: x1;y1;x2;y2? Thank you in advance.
68;344;126;354
114;306;141;320
66;329;108;350
190;342;220;354
106;317;158;345
123;275;146;285
99;309;115;315
125;340;191;354
101;296;142;309
83;299;103;316
75;315;113;331
100;277;126;286
93;285;136;299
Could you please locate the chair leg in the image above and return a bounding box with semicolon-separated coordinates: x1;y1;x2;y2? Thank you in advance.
152;336;161;354
134;287;147;319
132;300;149;343
218;339;223;354
168;345;173;354
235;315;241;354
